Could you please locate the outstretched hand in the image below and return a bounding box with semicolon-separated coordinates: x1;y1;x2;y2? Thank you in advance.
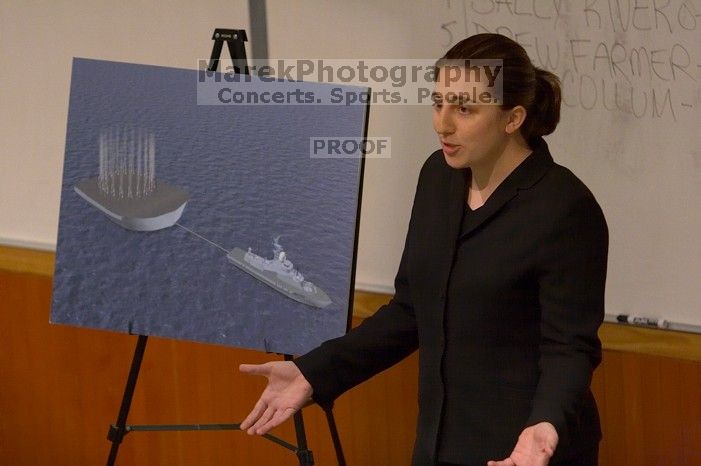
239;361;313;435
487;422;558;466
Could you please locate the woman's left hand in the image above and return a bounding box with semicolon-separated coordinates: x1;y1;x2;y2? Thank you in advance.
487;422;558;466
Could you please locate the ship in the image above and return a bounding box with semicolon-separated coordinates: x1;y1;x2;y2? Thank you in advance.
227;238;332;309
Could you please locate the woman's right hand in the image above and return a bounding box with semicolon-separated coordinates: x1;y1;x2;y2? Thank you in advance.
239;361;314;435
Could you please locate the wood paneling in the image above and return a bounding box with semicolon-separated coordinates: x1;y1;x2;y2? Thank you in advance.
595;351;701;466
2;247;701;465
0;268;417;466
0;245;54;276
599;324;701;362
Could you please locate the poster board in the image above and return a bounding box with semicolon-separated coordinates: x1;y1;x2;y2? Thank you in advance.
50;58;369;355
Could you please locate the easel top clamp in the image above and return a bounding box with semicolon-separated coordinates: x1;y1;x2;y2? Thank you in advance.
207;28;249;74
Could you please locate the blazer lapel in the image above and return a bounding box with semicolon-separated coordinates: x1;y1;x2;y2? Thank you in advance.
457;138;555;240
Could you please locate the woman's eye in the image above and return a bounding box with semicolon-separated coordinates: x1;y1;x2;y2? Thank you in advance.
459;106;471;114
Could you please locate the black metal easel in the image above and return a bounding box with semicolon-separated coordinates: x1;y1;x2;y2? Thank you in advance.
105;28;346;466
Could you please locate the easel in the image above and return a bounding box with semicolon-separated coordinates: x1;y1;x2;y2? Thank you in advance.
105;29;346;466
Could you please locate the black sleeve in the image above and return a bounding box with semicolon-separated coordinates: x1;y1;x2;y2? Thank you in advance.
294;245;418;408
525;192;609;446
293;176;423;408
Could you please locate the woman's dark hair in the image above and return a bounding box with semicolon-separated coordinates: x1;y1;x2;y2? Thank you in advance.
436;33;561;147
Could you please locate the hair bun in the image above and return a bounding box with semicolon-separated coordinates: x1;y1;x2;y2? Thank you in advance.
526;68;561;140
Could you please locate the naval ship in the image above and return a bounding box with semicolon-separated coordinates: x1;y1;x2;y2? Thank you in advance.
227;238;332;308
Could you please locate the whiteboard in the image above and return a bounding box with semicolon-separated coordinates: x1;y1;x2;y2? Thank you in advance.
265;0;701;327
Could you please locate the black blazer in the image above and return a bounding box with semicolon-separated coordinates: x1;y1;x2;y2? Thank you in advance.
296;138;608;465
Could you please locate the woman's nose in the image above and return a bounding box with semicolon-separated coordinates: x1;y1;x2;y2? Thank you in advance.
435;110;455;135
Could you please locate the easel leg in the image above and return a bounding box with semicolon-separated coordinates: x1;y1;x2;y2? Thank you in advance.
324;407;346;466
283;354;314;466
292;409;314;466
106;335;148;466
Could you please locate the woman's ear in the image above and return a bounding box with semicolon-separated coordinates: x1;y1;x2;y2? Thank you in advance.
505;106;527;134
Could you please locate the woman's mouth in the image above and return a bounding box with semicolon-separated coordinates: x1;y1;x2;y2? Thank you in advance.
441;142;460;156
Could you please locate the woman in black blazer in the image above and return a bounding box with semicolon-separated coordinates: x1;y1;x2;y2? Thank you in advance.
240;34;608;466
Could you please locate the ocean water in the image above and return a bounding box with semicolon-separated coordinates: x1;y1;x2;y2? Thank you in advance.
51;58;367;355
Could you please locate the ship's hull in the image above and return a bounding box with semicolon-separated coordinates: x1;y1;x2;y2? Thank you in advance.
74;177;189;231
227;247;332;308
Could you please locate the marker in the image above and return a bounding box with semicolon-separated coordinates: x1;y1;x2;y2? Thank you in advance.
616;314;670;329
